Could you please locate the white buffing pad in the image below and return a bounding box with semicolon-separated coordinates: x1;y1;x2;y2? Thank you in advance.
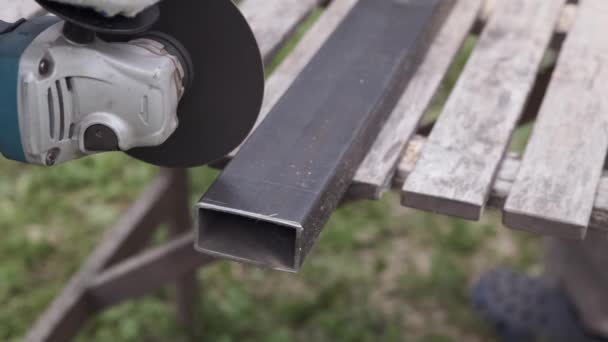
49;0;160;17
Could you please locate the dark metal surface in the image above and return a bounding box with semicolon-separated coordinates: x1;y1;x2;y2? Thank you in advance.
34;0;159;35
196;0;453;272
127;0;264;168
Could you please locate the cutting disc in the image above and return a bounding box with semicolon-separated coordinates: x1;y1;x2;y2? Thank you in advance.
127;0;264;167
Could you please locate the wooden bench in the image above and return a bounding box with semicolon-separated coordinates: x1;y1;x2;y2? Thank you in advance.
5;0;608;340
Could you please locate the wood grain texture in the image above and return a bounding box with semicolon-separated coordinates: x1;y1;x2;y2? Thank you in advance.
402;0;566;220
349;0;482;200
503;0;608;239
240;0;321;65
391;136;608;235
482;0;576;34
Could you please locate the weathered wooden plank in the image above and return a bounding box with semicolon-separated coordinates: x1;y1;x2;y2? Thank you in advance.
556;4;578;34
481;0;576;34
90;234;214;309
348;0;482;200
240;0;322;65
402;0;566;220
392;136;608;235
503;0;608;239
167;169;198;333
26;171;175;342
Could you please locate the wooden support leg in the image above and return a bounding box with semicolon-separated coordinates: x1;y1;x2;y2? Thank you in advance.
26;171;176;342
90;234;213;309
167;169;200;334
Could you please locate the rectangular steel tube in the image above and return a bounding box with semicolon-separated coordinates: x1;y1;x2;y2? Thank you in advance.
196;0;453;272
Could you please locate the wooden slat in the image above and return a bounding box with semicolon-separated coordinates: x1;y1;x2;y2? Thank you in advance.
503;0;608;239
482;0;576;34
349;0;483;200
167;169;198;332
26;171;176;342
90;234;214;309
556;4;578;34
240;0;322;65
392;136;608;235
402;0;566;220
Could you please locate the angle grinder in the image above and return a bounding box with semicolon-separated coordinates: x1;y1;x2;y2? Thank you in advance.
0;0;264;167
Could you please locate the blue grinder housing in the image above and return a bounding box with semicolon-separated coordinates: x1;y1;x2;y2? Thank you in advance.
0;16;59;162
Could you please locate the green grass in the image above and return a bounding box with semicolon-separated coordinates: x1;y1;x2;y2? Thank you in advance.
0;8;544;342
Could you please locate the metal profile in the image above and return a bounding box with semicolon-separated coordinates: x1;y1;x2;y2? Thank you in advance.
196;0;454;272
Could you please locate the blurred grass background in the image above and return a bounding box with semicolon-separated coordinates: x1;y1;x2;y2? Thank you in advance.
0;6;545;342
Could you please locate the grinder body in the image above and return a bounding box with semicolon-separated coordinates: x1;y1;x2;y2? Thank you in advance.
0;16;184;166
0;16;58;163
0;0;264;168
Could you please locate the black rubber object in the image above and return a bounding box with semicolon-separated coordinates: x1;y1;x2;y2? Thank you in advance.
34;0;159;35
84;124;119;152
471;268;606;342
126;0;264;168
